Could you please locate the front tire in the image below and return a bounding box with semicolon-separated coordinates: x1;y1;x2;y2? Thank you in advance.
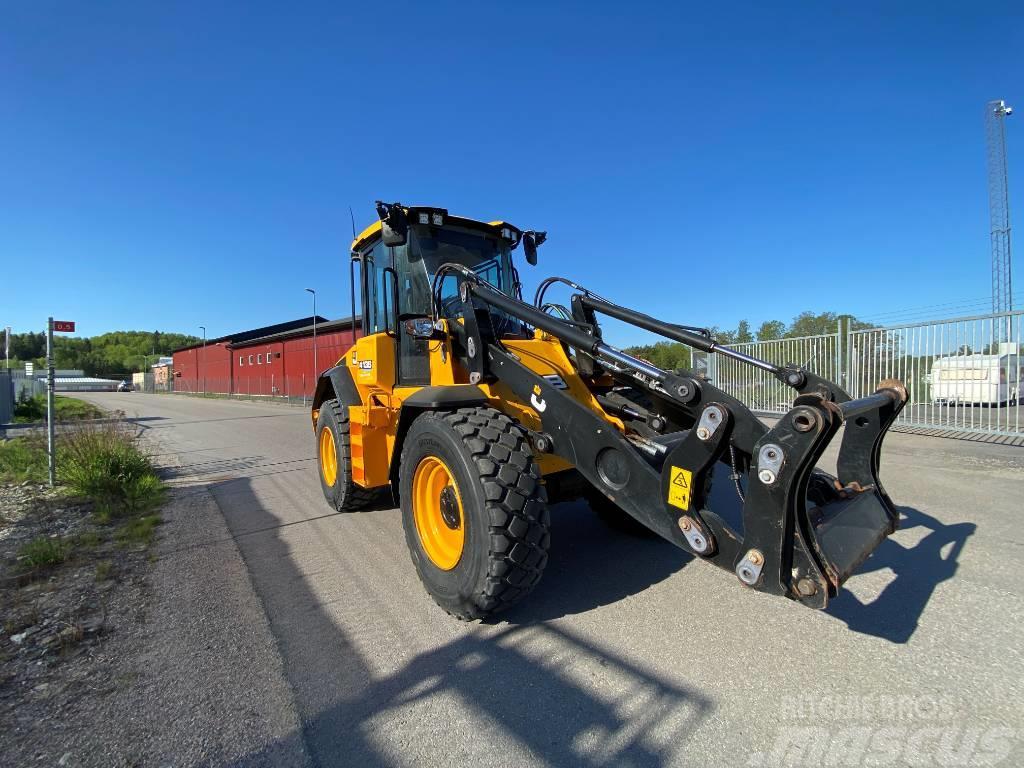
399;407;550;620
316;399;375;512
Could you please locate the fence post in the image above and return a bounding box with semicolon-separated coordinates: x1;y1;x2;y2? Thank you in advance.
46;317;56;487
836;317;844;390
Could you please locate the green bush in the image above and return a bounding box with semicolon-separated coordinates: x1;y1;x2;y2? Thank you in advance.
13;391;46;422
58;421;164;514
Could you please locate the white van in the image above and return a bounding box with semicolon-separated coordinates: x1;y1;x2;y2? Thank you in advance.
930;343;1021;406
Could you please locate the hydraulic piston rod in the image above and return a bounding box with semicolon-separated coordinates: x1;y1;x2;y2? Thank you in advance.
595;344;667;381
578;295;780;374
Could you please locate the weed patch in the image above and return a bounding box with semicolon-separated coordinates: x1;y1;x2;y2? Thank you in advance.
74;530;103;548
95;559;114;581
0;436;48;484
115;515;162;548
18;537;70;569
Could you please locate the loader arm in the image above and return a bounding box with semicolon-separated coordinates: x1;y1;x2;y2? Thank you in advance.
444;268;907;609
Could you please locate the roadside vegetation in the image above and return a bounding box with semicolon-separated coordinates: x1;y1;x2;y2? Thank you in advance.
17;536;71;569
2;406;167;708
1;417;166;575
58;421;165;518
12;393;105;423
1;406;169;742
0;435;49;484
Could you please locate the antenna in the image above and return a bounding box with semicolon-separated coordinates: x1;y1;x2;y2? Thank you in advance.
348;206;359;346
986;100;1013;316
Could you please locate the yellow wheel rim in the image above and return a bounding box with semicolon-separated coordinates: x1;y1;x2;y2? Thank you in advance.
412;456;465;570
319;426;338;487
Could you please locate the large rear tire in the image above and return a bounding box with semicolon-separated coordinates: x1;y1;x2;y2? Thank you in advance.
399;406;550;620
316;399;375;512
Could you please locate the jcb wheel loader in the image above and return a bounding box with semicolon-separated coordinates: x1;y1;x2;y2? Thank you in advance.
312;202;908;620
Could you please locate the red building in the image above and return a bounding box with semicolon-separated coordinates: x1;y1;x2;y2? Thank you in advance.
172;316;361;397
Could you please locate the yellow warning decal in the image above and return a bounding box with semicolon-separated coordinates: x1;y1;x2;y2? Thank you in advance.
667;466;692;511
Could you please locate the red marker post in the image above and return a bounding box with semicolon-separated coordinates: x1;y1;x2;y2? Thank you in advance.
46;318;75;486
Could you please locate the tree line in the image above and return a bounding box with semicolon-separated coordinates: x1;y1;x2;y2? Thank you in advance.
623;311;872;371
4;330;200;376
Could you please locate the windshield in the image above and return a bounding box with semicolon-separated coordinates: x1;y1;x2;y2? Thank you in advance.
417;225;514;295
396;225;515;319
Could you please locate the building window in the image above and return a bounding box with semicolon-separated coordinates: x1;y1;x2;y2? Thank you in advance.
257;354;263;364
239;355;244;366
266;348;272;364
249;355;254;365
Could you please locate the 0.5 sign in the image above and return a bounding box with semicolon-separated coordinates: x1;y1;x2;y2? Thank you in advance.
53;320;75;333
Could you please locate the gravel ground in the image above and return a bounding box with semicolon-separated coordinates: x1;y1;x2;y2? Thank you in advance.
0;466;308;766
1;483;151;766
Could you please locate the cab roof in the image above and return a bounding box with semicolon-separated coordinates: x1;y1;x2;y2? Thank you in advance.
350;206;519;252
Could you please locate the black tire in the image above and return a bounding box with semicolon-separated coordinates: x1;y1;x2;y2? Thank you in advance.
316;399;375;512
585;489;658;537
399;406;550;620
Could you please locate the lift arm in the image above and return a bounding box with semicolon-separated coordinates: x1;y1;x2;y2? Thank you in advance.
440;269;907;608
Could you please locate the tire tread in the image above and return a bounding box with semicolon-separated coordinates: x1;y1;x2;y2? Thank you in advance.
409;406;550;620
322;398;376;511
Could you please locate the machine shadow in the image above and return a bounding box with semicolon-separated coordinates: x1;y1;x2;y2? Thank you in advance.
501;499;692;624
160;455;320;483
213;479;712;768
825;505;976;644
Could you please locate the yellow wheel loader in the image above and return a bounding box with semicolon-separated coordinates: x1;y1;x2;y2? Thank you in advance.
312;202;908;620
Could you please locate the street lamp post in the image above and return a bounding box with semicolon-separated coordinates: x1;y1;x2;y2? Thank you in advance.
305;288;317;381
199;326;206;396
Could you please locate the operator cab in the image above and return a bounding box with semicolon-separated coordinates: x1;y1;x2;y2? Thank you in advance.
350;203;542;385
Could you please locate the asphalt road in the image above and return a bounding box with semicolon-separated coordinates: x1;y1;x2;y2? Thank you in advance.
80;392;1024;767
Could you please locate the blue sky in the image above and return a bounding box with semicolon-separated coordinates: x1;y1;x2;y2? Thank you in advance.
2;1;1022;345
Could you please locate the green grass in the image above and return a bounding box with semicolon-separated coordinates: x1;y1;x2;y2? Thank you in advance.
18;536;70;569
54;396;105;421
13;394;104;424
115;514;162;548
95;559;114;581
0;436;48;484
74;530;103;548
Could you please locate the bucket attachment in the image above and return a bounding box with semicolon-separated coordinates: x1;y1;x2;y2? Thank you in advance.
678;380;909;609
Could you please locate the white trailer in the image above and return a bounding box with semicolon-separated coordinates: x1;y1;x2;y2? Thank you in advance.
930;343;1021;406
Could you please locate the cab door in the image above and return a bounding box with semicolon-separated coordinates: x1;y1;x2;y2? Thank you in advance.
360;239;430;387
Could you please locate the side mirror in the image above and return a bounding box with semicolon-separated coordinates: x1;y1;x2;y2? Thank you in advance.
376;201;408;247
522;230;547;265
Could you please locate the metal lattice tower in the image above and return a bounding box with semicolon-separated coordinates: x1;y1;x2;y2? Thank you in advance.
986;99;1013;314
